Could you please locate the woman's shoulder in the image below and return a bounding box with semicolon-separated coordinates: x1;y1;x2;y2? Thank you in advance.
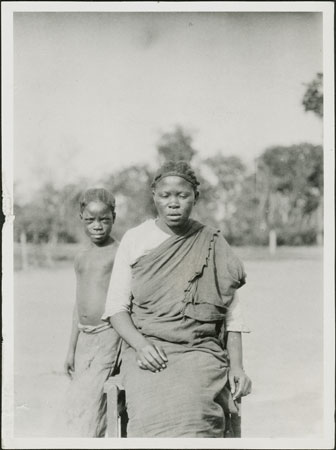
119;219;169;264
123;219;156;237
198;223;224;241
200;224;230;243
120;219;157;245
199;225;239;258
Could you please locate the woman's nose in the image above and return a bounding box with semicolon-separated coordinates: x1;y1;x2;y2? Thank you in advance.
168;197;179;208
93;221;102;229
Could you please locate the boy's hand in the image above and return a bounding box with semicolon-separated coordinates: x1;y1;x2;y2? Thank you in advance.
228;367;252;401
136;340;168;373
64;353;75;379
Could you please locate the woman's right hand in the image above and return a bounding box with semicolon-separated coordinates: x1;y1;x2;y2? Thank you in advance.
110;312;168;372
136;340;168;372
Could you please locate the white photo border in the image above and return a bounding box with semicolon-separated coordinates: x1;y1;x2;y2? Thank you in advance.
2;2;334;449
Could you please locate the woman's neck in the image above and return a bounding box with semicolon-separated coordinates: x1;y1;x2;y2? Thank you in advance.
155;217;193;236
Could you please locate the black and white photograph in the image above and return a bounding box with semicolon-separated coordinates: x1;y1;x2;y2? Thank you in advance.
1;2;334;449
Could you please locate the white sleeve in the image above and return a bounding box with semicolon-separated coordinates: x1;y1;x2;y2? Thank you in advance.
225;291;250;333
102;231;133;320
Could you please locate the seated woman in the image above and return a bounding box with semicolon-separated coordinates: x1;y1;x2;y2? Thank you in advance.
102;160;252;438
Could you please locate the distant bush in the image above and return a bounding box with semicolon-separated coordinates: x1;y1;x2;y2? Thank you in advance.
276;227;319;246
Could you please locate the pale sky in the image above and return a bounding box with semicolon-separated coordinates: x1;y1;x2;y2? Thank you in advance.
14;12;323;198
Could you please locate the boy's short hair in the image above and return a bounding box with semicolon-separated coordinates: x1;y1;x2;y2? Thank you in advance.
151;160;200;194
80;188;116;213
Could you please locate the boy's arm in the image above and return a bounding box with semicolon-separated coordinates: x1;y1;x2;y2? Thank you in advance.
64;256;81;379
110;311;167;373
64;303;80;378
226;331;252;400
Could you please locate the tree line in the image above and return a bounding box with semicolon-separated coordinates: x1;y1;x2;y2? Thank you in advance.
14;133;323;247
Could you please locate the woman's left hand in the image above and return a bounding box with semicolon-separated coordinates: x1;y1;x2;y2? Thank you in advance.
228;367;252;400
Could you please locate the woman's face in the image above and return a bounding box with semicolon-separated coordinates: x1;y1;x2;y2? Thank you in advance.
153;176;197;231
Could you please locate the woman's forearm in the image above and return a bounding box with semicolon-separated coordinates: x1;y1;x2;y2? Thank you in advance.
226;331;252;399
226;331;243;369
109;311;148;351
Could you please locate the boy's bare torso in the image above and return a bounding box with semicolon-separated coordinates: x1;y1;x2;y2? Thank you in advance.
75;239;118;326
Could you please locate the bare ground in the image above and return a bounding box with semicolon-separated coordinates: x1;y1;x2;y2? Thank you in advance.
13;247;324;438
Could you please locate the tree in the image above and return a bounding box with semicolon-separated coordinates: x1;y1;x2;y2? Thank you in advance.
198;154;246;241
14;180;87;243
233;173;264;245
104;165;156;239
302;73;323;118
256;144;323;245
156;126;197;163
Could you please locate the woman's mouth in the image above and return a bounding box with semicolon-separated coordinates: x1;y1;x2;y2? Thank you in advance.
166;214;182;221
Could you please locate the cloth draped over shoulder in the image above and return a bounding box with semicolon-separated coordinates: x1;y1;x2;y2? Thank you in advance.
130;219;246;346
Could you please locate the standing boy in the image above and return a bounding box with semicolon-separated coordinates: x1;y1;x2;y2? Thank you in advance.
58;188;120;437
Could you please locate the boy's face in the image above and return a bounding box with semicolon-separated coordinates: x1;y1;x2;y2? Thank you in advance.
80;201;114;246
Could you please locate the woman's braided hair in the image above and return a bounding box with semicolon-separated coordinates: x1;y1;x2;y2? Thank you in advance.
151;160;200;193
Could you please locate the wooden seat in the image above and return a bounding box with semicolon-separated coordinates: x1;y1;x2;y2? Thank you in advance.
224;396;241;438
103;374;128;437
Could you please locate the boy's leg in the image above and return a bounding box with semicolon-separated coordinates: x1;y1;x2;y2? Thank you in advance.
56;328;119;437
52;331;94;437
